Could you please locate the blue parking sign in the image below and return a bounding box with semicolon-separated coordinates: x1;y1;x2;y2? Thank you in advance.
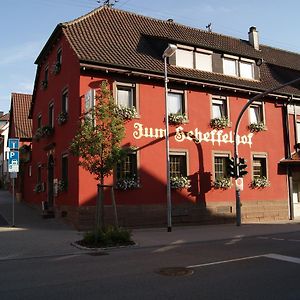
8;138;19;150
8;150;19;173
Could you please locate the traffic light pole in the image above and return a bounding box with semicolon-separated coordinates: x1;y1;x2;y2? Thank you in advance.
233;76;300;226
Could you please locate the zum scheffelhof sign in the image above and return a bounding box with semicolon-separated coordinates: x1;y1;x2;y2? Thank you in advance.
133;122;254;147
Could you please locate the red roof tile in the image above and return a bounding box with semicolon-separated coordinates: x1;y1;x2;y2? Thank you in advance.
10;93;32;139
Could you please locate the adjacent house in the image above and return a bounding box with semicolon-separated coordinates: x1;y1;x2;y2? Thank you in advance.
26;6;300;229
0;112;10;188
8;93;33;199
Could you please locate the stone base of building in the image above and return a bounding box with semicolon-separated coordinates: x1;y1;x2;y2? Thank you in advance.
55;199;289;231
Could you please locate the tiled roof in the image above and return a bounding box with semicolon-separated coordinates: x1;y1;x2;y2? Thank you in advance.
10;93;32;139
0;113;9;122
50;6;300;97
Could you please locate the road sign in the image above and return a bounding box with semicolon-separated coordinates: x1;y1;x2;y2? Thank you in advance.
235;177;244;191
8;150;19;173
8;138;19;150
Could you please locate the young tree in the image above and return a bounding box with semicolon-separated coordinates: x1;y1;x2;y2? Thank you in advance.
70;81;125;229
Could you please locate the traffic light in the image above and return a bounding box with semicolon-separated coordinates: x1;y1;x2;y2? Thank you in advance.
238;157;248;177
226;157;236;178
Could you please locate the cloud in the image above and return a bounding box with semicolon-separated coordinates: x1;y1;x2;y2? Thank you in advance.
0;41;42;66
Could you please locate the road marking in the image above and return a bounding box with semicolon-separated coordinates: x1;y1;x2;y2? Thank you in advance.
187;254;263;269
187;253;300;269
272;238;285;241
288;239;300;242
257;236;269;239
263;253;300;264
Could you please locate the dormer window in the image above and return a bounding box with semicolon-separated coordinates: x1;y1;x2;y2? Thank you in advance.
176;46;194;69
195;49;212;72
223;54;255;79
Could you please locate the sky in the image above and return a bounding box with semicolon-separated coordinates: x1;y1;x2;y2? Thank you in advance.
1;0;300;114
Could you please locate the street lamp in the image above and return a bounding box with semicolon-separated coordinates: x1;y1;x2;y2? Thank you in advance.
234;76;300;226
163;44;177;232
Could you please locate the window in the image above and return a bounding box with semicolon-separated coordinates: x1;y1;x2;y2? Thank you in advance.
223;56;255;79
195;50;212;72
170;152;187;178
61;154;68;190
168;91;185;115
297;122;300;143
240;60;254;79
176;48;194;69
85;89;95;121
57;48;62;65
62;90;68;113
252;155;267;179
37;114;42;128
214;153;229;180
117;152;137;179
116;83;137;109
223;57;237;76
249;103;263;124
48;103;54;127
212;96;228;119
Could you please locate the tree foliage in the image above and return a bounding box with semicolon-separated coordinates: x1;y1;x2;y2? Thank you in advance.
70;81;125;182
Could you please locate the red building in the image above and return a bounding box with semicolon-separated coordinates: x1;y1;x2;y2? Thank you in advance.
26;6;300;229
8;93;33;200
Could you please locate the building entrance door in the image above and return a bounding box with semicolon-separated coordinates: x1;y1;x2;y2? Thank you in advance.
47;155;54;208
292;179;300;218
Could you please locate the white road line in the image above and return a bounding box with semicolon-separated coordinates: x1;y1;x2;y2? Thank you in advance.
186;254;263;269
272;238;285;241
263;253;300;264
288;239;300;242
257;237;269;240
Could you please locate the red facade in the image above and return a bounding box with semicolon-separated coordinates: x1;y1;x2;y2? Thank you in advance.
25;7;300;228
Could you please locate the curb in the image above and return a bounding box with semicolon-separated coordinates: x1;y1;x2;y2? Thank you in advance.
70;241;138;252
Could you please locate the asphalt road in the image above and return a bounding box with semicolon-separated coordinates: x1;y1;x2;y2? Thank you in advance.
1;231;300;300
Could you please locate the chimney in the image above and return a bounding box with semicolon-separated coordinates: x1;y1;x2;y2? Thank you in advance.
248;26;259;50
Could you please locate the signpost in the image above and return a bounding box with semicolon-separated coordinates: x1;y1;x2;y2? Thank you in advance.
8;138;19;227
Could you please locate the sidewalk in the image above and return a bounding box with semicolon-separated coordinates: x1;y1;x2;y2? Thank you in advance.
1;189;300;259
0;190;83;260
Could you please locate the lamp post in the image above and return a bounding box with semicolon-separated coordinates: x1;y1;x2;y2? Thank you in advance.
234;76;300;226
163;44;177;232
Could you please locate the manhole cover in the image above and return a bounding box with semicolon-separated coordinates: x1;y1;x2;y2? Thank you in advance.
156;267;194;277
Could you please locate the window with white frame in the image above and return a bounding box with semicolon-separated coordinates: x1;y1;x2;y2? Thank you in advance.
214;153;230;180
195;50;212;72
116;83;136;109
223;55;255;79
176;48;194;69
170;152;187;178
223;57;237;76
48;103;54;128
117;152;138;180
168;91;185;114
249;103;263;124
297;121;300;143
212;96;228;119
85;89;95;121
62;89;68;113
239;60;254;79
252;155;267;179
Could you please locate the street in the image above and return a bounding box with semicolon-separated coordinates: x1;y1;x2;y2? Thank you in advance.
1;231;300;299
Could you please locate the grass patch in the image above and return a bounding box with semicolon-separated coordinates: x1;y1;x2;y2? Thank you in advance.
77;226;135;248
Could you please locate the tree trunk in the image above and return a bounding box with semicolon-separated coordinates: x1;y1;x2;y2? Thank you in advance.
96;175;105;230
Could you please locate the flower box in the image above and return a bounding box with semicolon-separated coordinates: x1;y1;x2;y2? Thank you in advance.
170;176;191;190
33;127;44;141
116;176;140;190
42;125;54;137
58;179;68;192
248;122;265;132
53;62;61;75
114;106;137;120
213;177;231;189
57;111;68;125
168;113;187;125
210;117;230;130
251;176;270;188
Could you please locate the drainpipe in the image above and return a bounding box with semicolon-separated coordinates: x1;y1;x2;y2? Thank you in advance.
284;98;294;220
